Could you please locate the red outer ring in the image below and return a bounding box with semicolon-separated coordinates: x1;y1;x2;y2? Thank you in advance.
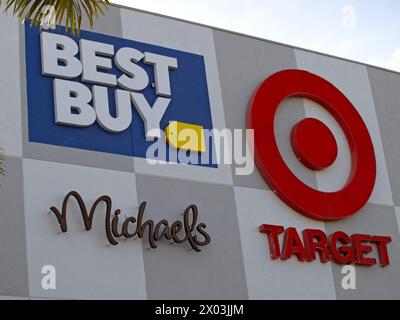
247;69;376;221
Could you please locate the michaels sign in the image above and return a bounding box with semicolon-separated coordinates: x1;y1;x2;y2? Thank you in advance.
25;23;216;167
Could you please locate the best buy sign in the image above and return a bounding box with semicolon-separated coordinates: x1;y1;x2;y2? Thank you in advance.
25;23;215;166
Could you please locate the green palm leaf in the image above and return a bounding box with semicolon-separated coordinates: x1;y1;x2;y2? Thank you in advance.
0;147;5;177
1;0;110;35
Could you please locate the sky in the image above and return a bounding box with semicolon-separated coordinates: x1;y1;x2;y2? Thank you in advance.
111;0;400;72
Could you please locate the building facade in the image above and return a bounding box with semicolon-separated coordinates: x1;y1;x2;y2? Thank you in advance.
0;4;400;299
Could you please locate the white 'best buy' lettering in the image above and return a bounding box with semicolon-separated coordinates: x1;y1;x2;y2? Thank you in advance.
40;32;178;139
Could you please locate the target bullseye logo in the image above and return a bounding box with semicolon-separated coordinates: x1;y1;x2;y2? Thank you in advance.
247;69;377;221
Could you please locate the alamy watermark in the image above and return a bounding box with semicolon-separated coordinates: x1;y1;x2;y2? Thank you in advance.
341;265;356;290
41;265;56;290
341;5;357;30
145;128;255;176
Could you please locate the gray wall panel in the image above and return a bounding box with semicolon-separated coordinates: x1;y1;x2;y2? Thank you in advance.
136;174;248;300
368;67;400;206
0;157;29;297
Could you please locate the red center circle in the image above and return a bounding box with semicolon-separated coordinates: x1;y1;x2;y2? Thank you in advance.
247;69;376;221
291;118;338;171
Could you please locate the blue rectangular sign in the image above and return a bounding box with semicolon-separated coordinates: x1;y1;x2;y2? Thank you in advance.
25;23;216;167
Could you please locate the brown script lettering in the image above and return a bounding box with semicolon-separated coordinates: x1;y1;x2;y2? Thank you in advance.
50;191;211;252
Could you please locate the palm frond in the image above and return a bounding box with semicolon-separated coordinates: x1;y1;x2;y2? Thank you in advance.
1;0;110;35
0;147;5;177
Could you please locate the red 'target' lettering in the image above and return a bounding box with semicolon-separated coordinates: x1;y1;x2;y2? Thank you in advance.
259;224;391;267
